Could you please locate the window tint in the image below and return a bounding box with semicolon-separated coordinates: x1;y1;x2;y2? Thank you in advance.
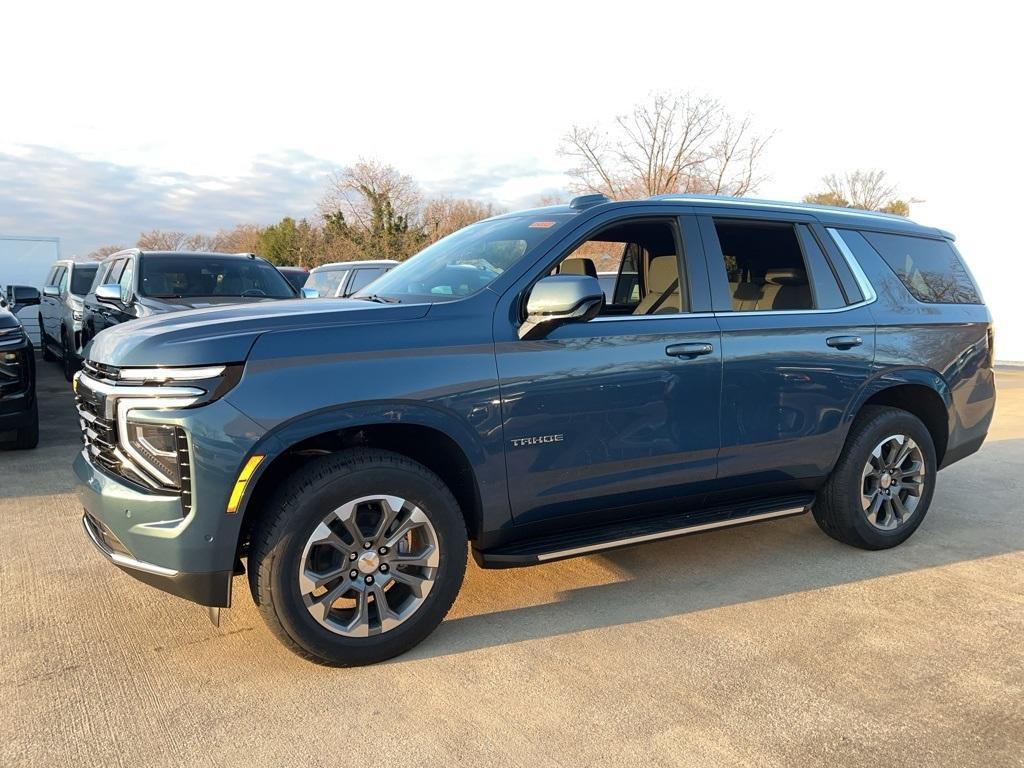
796;225;846;309
306;269;348;297
347;267;387;295
859;230;982;304
714;219;815;311
558;219;683;315
139;256;295;299
70;264;98;296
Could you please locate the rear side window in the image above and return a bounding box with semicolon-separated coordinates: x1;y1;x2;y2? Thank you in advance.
859;230;981;304
712;219;845;311
347;267;388;295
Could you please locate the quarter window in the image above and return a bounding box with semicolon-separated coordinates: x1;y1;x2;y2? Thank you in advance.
858;230;981;304
713;219;844;311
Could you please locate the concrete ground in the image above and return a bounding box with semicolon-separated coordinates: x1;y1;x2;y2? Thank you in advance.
1;363;1022;768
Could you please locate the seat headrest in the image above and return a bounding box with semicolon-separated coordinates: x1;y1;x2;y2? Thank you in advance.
764;269;806;286
647;255;678;293
559;258;597;278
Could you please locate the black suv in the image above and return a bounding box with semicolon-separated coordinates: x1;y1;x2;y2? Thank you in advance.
1;286;41;449
74;194;995;666
81;249;302;346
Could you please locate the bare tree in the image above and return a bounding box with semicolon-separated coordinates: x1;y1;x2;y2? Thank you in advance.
560;92;771;199
211;223;263;254
804;170;913;216
85;244;125;261
136;230;222;251
422;197;500;240
319;159;422;231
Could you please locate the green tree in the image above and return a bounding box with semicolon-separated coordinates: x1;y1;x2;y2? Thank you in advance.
256;217;320;266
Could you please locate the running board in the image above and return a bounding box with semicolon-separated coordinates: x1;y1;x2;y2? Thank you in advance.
477;497;812;568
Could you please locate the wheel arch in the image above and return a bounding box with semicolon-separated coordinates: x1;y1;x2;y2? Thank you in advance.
234;404;490;560
846;368;952;465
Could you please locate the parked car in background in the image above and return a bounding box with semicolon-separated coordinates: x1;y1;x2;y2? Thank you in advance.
39;259;99;381
304;260;397;298
73;194;994;666
277;266;309;291
81;250;307;346
1;286;40;449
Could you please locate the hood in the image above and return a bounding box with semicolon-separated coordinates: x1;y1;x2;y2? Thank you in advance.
0;307;20;329
86;299;430;367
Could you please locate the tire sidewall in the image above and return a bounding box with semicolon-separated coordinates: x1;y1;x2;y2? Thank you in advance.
841;410;937;548
263;461;466;665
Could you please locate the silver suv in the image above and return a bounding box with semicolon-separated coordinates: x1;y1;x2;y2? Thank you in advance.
304;259;397;298
39;259;99;381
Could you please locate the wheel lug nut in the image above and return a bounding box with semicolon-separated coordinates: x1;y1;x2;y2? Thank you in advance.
349;552;357;561
364;575;374;585
379;563;389;573
349;569;358;578
363;541;372;549
378;546;388;555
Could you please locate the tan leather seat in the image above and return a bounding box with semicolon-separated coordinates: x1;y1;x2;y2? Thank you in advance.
764;269;811;310
634;255;681;315
558;258;598;278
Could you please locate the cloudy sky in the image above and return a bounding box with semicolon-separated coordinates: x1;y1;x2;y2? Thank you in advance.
2;1;1022;355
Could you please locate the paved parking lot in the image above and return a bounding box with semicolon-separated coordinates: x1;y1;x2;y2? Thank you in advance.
2;363;1022;767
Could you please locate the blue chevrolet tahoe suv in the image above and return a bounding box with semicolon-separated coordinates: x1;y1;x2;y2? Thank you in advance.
74;194;996;665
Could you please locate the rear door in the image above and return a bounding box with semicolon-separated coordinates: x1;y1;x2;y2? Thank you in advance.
698;210;875;502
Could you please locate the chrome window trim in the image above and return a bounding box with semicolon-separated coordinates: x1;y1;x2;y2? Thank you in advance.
826;227;879;304
590;312;715;322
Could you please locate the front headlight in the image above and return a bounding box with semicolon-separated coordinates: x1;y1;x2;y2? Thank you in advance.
124;421;188;489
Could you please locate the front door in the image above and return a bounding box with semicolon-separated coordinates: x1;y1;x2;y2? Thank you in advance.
495;213;722;525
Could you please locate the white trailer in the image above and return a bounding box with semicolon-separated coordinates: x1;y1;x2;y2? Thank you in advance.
0;235;61;345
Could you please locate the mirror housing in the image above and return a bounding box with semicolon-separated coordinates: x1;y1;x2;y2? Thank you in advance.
43;285;60;298
518;275;604;340
301;287;320;299
7;285;41;310
95;284;122;305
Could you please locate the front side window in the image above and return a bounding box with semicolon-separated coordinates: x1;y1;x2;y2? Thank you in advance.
139;256;296;299
70;264;98;296
306;269;348;297
713;219;844;311
53;267;68;294
858;230;981;304
354;214;574;302
118;260;135;303
556;219;685;315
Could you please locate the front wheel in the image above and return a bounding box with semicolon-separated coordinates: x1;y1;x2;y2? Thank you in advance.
813;406;937;550
249;449;467;666
61;330;76;382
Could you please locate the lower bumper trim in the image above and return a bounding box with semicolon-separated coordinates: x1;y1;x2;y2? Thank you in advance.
82;514;178;577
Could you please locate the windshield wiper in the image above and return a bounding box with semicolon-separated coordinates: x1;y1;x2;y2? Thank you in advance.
355;294;400;304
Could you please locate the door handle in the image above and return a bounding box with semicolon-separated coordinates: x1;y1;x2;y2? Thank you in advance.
826;335;863;349
666;342;714;358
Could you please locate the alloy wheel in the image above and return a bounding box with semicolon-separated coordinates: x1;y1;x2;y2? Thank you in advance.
298;494;439;637
861;434;926;531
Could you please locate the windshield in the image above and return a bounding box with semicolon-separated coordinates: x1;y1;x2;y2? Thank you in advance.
139;256;296;299
70;264;98;296
353;214;574;302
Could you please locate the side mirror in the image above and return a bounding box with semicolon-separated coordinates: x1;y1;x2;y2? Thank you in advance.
43;285;60;298
518;275;604;340
8;285;41;309
95;284;122;305
301;287;320;299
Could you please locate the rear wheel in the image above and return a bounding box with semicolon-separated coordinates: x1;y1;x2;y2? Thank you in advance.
813;406;936;550
250;448;467;666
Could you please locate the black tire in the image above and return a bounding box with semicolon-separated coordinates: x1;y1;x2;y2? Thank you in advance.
249;448;468;666
13;399;39;450
813;405;936;550
61;329;76;382
39;320;56;362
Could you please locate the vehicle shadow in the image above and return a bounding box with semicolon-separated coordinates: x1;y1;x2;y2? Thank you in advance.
404;436;1024;662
